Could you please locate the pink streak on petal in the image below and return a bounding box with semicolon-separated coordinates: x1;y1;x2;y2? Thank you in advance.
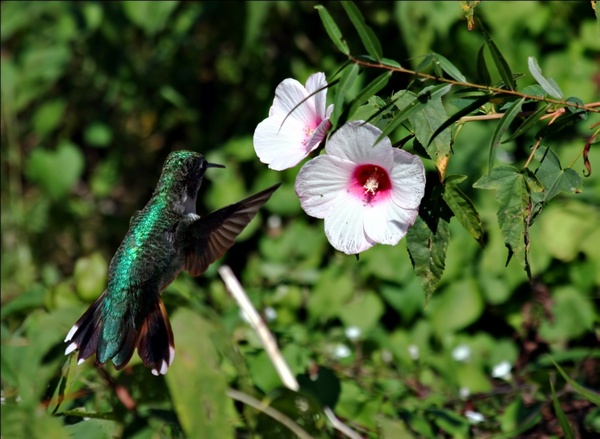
270;78;319;128
305;119;331;153
305;72;328;119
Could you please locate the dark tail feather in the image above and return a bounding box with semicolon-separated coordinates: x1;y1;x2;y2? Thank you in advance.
137;299;175;376
64;291;105;365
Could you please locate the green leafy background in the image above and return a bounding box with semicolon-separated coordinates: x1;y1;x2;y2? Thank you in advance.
2;2;598;438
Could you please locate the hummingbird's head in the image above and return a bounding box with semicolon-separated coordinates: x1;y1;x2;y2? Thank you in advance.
156;150;225;213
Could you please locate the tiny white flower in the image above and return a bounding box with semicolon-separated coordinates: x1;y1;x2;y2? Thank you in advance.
459;387;471;399
491;360;512;380
408;344;419;360
295;121;426;255
452;344;471;362
254;72;333;170
334;344;352;359
345;326;361;340
465;410;484;424
264;306;277;322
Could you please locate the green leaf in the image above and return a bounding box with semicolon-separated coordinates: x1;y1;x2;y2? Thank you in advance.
488;98;525;172
532;146;582;213
165;309;235;438
527;56;564;99
382;84;452;148
502;103;548;144
348;71;391;119
535;110;586;139
341;1;382;60
474;166;543;275
443;175;483;243
479;19;515;90
406;185;451;302
315;5;350;55
339;292;384;333
550;378;575;439
32;99;66;137
428;94;492;147
477;45;491;86
122;1;179;36
432;52;467;82
330;63;360;128
25;141;85;199
553;360;600;406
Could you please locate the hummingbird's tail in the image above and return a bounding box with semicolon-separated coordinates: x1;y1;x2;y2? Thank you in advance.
65;294;175;376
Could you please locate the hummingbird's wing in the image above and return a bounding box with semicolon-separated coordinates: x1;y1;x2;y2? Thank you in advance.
181;183;280;276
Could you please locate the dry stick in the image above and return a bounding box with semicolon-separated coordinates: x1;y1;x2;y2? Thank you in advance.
218;265;362;439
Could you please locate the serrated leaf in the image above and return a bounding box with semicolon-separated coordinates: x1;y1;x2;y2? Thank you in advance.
330;63;360;128
488;98;525;172
550;378;576;439
428;94;492;147
477;45;491;86
348;71;391;118
527;56;564;99
384;84;452;153
432;52;467;82
315;5;350;55
443;175;483;243
474;166;543;275
502;103;548;144
341;1;382;61
406;185;451;302
479;19;515;90
553;360;600;406
533;146;583;203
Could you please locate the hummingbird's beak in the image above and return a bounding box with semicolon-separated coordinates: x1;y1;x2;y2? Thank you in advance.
206;162;226;169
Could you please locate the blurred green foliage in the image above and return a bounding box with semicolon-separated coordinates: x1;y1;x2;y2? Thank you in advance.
1;1;599;438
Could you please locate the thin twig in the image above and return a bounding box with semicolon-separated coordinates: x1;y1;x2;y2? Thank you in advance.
349;56;600;114
219;265;363;439
227;388;313;439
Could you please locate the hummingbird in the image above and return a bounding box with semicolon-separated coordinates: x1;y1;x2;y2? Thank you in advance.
64;150;279;375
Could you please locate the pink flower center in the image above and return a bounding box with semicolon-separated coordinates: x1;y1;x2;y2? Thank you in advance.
352;164;391;203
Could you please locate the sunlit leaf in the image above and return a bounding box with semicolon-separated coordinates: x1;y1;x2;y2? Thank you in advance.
122;1;179;36
527;56;564;99
315;5;350;55
474;166;543;276
341;1;383;61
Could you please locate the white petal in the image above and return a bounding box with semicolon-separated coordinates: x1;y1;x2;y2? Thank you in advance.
295;155;355;218
305;119;331;152
390;148;426;209
323;192;373;254
326;121;393;170
304;72;328;119
269;78;318;127
254;115;312;170
363;199;416;246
